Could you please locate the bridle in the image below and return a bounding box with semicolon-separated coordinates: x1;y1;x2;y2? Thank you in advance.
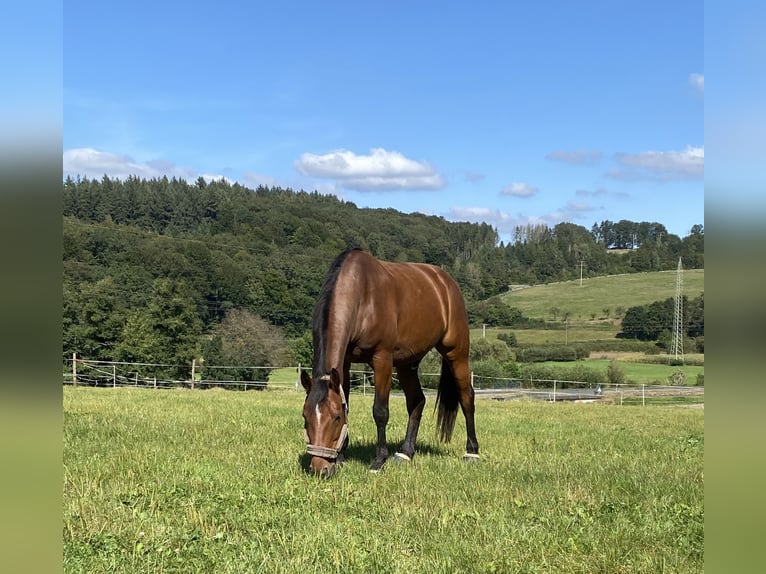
304;376;348;461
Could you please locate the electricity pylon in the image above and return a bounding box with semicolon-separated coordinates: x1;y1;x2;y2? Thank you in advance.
670;257;684;362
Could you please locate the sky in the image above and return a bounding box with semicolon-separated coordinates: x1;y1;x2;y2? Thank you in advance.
63;1;703;244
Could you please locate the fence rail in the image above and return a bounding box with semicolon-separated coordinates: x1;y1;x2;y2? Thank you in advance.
63;355;704;405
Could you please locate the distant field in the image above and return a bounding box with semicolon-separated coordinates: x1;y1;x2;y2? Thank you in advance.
536;359;704;385
501;269;704;321
473;324;620;345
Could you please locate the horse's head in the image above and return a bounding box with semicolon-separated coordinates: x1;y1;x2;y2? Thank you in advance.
300;368;348;478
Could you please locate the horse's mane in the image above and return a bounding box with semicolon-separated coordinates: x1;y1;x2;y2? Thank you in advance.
312;248;361;379
307;248;360;410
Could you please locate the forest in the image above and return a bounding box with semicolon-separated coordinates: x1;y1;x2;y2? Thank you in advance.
63;175;704;374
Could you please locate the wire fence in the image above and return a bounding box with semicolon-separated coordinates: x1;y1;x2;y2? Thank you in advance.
63;354;704;406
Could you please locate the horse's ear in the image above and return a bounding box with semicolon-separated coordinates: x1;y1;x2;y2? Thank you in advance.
300;370;312;394
328;368;341;391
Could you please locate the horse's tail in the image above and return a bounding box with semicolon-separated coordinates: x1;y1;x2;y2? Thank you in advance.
435;357;459;443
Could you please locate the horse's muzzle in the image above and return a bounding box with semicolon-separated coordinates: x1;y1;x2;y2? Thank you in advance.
309;457;337;478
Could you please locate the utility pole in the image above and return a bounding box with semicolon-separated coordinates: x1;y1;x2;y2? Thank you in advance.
579;260;585;286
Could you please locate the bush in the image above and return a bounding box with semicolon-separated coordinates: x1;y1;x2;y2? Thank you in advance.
516;345;587;363
497;332;517;347
606;360;626;385
470;337;515;363
696;373;704;386
471;359;504;380
669;370;687;386
639;354;704;367
517;363;606;387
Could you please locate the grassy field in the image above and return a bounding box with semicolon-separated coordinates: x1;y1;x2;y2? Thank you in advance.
64;387;703;573
501;269;704;321
536;359;704;386
473;324;621;345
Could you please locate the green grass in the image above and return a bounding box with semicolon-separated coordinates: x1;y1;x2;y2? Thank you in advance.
267;367;301;387
64;387;703;573
537;359;704;385
502;269;704;321
473;324;621;345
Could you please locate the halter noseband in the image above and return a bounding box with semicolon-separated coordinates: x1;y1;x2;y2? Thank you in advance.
304;376;348;461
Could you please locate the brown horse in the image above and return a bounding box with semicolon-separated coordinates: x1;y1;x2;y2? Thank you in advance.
300;248;479;477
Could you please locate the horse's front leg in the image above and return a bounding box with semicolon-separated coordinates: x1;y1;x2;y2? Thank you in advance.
370;354;393;473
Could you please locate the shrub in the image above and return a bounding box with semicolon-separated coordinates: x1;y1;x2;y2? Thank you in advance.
471;359;520;386
470;337;515;363
497;332;518;347
518;363;606;387
606;360;626;385
669;370;687;386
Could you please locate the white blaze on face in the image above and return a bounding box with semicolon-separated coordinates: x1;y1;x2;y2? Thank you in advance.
315;403;323;427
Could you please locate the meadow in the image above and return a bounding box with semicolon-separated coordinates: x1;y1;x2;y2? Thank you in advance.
501;269;705;322
64;387;703;573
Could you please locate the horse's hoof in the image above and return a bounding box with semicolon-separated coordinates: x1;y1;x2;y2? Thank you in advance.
392;452;412;464
369;458;387;474
462;453;480;463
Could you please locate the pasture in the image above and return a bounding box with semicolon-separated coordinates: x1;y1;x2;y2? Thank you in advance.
64;387;703;573
535;358;705;386
501;268;705;321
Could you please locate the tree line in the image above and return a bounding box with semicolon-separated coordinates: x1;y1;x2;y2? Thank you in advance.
63;175;704;375
619;293;704;352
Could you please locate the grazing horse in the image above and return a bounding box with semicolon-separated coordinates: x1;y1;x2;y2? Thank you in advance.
301;248;479;477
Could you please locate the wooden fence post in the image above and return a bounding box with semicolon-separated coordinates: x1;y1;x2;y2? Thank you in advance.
72;352;77;387
191;359;196;390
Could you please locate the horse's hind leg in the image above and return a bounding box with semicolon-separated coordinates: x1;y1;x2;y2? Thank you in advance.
394;363;426;462
448;355;480;460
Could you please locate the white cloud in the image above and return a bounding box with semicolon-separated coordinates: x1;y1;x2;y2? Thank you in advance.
501;182;538;198
243;172;280;189
576;188;630;200
450;206;512;222
63;147;229;183
448;202;604;238
464;171;485;183
294;147;444;191
689;73;704;95
563;200;595;213
609;145;704;181
447;206;515;234
545;150;602;165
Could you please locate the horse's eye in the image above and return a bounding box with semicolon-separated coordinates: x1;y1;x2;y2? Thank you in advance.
335;415;342;423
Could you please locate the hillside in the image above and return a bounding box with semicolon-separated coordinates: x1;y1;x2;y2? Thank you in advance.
501;269;704;321
62;176;704;366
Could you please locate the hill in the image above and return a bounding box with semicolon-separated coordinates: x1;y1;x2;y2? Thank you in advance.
62;176;704;365
501;269;704;322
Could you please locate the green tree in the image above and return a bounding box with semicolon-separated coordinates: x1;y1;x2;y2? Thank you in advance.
115;278;203;378
201;308;290;384
63;276;125;360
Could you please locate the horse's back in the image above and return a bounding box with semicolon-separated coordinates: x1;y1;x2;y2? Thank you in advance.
338;251;469;359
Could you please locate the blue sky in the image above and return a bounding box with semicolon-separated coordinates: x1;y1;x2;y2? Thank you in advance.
63;1;703;243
